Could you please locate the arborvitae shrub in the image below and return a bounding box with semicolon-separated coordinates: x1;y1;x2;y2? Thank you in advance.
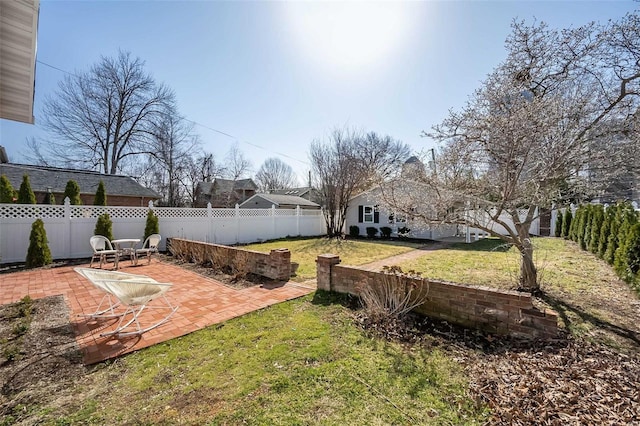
94;180;107;206
94;213;113;241
605;203;627;265
588;205;604;254
349;225;360;237
579;205;593;250
43;191;56;205
0;175;16;203
613;204;638;278
625;223;640;284
561;209;572;238
63;180;82;205
570;206;583;242
25;219;52;268
143;209;159;240
17;175;36;204
598;204;617;258
554;210;563;237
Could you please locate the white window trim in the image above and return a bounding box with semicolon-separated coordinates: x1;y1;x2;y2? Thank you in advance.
363;205;374;223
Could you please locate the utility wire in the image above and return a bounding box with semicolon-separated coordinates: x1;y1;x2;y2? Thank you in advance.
35;59;310;166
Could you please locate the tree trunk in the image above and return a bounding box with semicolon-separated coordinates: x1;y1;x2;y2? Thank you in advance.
517;237;538;292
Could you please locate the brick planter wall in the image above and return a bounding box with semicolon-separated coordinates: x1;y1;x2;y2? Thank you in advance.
316;254;558;339
170;238;291;280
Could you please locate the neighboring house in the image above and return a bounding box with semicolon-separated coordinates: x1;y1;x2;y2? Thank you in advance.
194;178;258;207
239;193;321;210
0;162;160;206
0;0;39;124
346;185;458;240
268;187;322;205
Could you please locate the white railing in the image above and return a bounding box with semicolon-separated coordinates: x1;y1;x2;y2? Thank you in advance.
0;201;326;264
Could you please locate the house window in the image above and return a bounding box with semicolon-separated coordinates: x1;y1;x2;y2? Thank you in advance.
363;205;374;223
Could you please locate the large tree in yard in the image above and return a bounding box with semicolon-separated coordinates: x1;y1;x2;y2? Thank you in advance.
310;128;410;237
255;157;299;192
43;50;174;174
384;14;640;292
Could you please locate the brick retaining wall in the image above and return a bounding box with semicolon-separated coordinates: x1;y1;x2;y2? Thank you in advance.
170;238;291;280
316;254;558;339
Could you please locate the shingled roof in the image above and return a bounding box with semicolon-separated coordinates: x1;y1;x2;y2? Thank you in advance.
240;193;320;208
0;163;160;198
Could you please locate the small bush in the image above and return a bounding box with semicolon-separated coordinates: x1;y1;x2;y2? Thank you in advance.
626;223;640;282
94;213;113;241
94;180;107;206
0;174;16;203
349;225;360;237
43;191;56;205
380;226;392;239
3;345;20;362
63;180;82;205
144;209;160;240
356;265;430;323
17;295;33;318
366;227;378;238
17;175;36;204
397;226;411;238
12;321;29;337
25;219;52;268
231;251;251;281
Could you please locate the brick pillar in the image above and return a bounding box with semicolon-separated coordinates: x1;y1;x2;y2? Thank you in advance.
269;248;291;280
316;254;341;291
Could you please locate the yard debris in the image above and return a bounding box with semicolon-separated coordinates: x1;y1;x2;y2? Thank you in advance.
356;311;640;425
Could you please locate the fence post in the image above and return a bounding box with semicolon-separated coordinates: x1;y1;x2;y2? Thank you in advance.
272;204;276;240
296;205;300;236
207;202;213;243
64;197;71;258
235;204;240;244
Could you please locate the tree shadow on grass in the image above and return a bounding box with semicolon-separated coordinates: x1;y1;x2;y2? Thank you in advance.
444;238;513;253
539;292;640;349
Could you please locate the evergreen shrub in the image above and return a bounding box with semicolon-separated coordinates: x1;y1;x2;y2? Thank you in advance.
25;219;52;268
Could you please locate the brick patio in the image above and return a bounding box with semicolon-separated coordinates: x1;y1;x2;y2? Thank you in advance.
0;259;314;364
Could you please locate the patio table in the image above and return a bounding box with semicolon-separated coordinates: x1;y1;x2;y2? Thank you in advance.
111;238;140;268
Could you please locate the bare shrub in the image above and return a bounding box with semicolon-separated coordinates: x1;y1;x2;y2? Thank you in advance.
169;239;188;260
356;266;430;322
209;246;228;271
231;250;251;282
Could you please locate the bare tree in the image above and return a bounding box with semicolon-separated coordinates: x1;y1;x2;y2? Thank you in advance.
255;157;299;191
145;105;200;206
182;151;224;205
223;143;252;180
43;50;174;174
356;132;411;185
385;14;640;292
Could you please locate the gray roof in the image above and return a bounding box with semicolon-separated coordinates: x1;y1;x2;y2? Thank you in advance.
0;163;160;198
269;187;311;197
240;193;320;208
197;178;258;195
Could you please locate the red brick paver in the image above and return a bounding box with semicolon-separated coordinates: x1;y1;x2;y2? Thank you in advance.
0;260;313;364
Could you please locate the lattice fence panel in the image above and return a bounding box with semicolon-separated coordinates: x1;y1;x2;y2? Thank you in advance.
210;209;237;218
0;204;65;219
152;207;208;218
238;209;272;218
273;209;296;216
70;206;149;219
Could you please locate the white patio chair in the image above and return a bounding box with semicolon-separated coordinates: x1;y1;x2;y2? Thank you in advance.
74;267;178;337
75;267;124;318
135;234;161;265
90;235;120;269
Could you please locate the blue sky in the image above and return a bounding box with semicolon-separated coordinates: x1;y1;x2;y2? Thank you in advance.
0;0;636;183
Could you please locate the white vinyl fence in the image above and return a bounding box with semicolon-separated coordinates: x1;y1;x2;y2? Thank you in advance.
0;201;326;264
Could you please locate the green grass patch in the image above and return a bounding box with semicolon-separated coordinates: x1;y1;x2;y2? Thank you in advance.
243;237;424;282
397;237;640;347
48;292;488;425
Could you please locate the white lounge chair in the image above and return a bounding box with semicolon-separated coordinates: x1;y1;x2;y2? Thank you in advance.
90;235;119;269
75;267;123;319
74;267;178;337
135;234;161;265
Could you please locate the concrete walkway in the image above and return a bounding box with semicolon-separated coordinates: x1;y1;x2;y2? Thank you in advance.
359;242;451;272
0;259;313;364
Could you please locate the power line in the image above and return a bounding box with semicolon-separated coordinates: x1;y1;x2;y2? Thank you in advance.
35;59;310;167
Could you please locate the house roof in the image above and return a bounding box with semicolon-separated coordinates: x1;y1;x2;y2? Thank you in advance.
269;187;312;197
0;0;39;124
240;193;320;208
198;178;258;196
0;163;160;198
